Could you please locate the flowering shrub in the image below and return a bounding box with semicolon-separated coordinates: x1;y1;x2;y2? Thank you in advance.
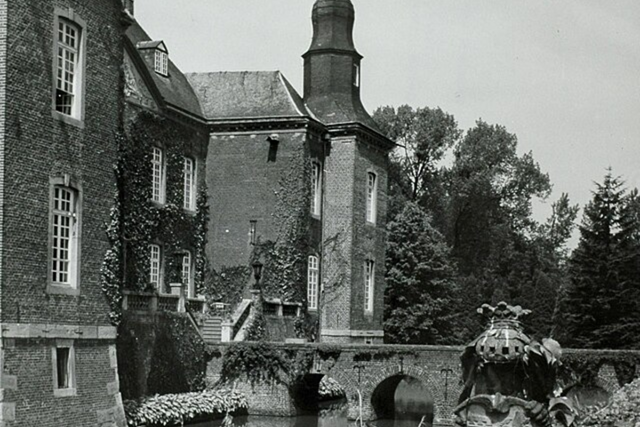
576;378;640;426
124;389;247;426
318;376;345;400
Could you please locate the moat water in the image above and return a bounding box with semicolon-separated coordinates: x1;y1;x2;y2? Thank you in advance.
198;397;433;427
191;376;434;427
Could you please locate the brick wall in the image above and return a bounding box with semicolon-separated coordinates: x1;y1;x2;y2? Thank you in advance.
0;1;127;425
3;0;124;325
349;139;388;333
320;132;388;343
207;129;317;270
0;0;7;318
2;339;124;427
321;136;355;335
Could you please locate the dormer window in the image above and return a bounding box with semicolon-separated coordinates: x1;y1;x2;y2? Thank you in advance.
154;48;168;76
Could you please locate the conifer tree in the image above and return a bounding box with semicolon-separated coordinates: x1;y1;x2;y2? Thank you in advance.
560;171;640;348
384;202;460;344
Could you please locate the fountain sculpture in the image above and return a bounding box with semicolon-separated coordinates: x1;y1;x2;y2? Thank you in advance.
454;302;574;427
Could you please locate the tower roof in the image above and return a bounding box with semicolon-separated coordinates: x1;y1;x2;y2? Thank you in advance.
303;0;385;135
306;0;359;57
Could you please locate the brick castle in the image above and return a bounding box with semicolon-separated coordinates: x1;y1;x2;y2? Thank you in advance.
0;0;391;424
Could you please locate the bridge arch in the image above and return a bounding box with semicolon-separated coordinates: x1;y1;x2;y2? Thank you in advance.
371;374;434;424
289;373;347;413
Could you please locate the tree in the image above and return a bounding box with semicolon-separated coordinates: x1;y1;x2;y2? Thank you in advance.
373;105;461;209
446;120;551;272
440;121;559;340
558;171;640;348
384;202;461;344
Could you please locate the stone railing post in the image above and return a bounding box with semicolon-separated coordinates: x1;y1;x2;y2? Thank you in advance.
122;291;129;310
150;293;158;312
170;283;186;312
221;321;233;342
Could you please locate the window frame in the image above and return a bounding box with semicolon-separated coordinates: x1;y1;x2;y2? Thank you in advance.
47;177;82;296
182;250;194;298
151;147;166;204
311;161;322;217
307;255;319;310
52;340;76;397
364;259;375;314
154;46;168;76
366;171;378;224
183;157;196;211
150;244;163;291
51;8;87;127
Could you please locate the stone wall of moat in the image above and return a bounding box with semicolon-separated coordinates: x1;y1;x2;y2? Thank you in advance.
206;342;640;426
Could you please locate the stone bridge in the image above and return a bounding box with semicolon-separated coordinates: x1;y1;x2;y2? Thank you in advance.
206;342;640;426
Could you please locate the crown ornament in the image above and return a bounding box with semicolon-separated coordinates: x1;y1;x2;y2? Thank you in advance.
477;301;531;324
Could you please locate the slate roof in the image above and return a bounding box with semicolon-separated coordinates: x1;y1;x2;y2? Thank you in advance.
305;94;381;131
186;71;310;120
125;21;202;117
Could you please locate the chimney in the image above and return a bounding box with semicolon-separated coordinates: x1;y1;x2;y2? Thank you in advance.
123;0;134;16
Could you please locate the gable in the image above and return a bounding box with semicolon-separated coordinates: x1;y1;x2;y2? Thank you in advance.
123;51;159;111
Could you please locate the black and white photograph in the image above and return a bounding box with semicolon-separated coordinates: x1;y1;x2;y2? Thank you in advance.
1;0;638;425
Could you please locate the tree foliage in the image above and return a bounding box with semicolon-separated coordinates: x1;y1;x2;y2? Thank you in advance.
557;171;640;349
384;202;460;344
373;105;461;204
374;106;578;343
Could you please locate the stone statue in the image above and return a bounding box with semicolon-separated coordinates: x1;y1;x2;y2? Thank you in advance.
454;302;574;427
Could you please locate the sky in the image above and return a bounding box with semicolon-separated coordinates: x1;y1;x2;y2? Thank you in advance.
135;0;640;243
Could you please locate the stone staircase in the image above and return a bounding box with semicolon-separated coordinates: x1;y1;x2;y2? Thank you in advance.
198;299;253;344
201;316;223;344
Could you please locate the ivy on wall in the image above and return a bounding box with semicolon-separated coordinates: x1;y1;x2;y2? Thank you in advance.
117;312;208;399
101;110;209;324
560;352;640;389
250;155;312;303
220;342;316;386
200;142;318;341
244;293;268;342
203;265;249;308
146;313;207;394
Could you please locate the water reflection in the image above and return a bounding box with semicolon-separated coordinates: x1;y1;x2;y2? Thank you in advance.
202;398;431;427
201;376;433;427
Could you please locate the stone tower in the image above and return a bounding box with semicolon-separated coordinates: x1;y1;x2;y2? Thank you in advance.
304;0;394;343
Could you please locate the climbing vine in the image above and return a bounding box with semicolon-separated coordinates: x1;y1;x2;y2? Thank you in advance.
250;154;312;303
220;342;316;386
101;110;209;324
244;293;268;342
203;265;250;308
560;351;640;388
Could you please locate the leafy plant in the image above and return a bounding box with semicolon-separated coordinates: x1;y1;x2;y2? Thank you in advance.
101;111;209;324
576;378;640;426
124;389;247;426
